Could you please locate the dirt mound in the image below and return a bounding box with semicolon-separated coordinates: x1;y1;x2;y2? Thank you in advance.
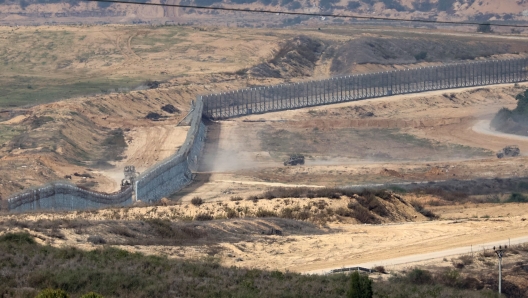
329;37;509;74
248;36;327;79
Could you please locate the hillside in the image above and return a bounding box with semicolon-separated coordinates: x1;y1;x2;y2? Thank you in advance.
1;0;528;25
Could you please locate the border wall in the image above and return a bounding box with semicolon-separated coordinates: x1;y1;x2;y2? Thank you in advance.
7;183;134;212
135;98;206;203
5;57;528;212
5;97;206;212
203;58;528;119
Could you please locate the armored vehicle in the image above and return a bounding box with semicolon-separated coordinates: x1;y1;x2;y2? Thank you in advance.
284;154;305;166
121;165;139;189
496;145;520;158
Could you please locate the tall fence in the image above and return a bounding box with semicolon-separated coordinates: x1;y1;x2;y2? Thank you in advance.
7;184;134;212
5;97;207;212
5;57;528;212
135;98;206;203
203;58;528;119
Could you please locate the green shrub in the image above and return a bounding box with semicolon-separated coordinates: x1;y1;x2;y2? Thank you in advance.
0;232;35;244
507;193;528;203
36;289;69;298
348;271;373;298
406;268;432;284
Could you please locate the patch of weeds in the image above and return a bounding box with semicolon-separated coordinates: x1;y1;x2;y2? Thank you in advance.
87;235;106;245
191;197;204;206
194;213;213;221
108;226;135;238
506;193;528;203
411;201;439;220
255;208;277;217
145;219;175;238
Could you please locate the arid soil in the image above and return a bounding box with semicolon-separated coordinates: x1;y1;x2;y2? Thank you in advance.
190;83;528;204
0;198;526;275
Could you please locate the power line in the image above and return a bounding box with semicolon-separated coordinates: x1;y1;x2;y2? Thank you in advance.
81;0;528;28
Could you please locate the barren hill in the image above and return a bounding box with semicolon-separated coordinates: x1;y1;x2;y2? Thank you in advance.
2;0;528;25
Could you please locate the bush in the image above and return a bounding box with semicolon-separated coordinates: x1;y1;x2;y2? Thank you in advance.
255;208;277;217
146;219;175;238
347;1;360;10
194;213;213;221
507;193;528;203
411;201;438;220
0;232;35;244
335;207;353;217
406;268;432;284
87;235;106;245
348;271;373;298
414;51;427;61
373;266;386;274
191;197;204;206
225;208;238;219
36;289;70;298
230;196;243;201
247;195;260;202
350;204;380;224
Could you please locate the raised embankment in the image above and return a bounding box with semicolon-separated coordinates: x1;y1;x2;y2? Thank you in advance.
5;58;528;212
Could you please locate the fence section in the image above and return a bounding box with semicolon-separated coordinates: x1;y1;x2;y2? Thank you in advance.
7;183;133;212
135;97;206;203
203;58;528;119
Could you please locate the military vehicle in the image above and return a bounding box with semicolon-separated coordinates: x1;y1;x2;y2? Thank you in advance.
121;165;139;189
283;154;305;166
496;145;520;159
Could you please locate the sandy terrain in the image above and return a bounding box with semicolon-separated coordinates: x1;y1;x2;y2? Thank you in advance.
96;125;190;192
180;83;528;205
1;200;525;274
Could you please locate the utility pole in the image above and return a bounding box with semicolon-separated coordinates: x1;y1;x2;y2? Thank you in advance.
493;245;507;295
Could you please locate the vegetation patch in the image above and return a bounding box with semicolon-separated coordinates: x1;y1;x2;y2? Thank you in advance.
0;233;514;297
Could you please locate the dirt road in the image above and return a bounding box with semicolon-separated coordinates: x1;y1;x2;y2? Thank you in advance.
473;120;528;144
95;125;189;193
307;235;528;275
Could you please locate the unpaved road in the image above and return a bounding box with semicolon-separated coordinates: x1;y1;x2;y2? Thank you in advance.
307;235;528;275
473;119;528;144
